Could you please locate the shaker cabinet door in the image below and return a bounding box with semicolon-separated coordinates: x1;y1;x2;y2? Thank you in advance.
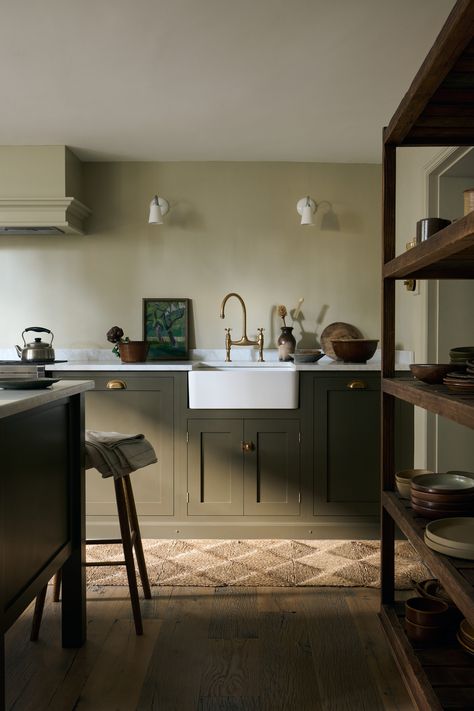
313;376;380;516
187;419;243;515
243;419;300;515
85;376;174;517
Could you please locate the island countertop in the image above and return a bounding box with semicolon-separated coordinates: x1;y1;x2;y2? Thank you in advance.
0;379;94;419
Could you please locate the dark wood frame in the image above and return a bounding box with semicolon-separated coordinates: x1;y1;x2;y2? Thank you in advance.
142;297;190;360
381;2;474;709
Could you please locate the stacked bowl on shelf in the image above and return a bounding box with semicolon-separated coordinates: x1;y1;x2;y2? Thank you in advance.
449;347;474;363
457;619;474;656
395;469;432;499
443;359;474;393
411;473;474;520
404;596;451;643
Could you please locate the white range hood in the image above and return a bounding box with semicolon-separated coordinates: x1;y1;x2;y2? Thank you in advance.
0;196;91;235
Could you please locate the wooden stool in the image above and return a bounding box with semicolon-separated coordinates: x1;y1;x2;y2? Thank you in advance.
31;472;151;639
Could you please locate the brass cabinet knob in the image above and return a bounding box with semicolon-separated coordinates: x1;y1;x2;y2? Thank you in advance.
241;441;255;452
106;379;127;390
347;380;367;390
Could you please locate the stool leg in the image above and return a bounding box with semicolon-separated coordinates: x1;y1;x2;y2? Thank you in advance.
53;570;62;602
114;477;143;635
30;584;48;642
123;475;151;599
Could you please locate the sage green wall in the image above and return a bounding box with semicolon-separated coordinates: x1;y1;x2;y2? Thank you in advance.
0;159;381;350
0;146;70;197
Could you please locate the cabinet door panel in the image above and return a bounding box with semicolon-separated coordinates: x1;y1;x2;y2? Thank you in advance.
314;377;380;516
244;419;300;515
188;419;243;515
85;377;174;516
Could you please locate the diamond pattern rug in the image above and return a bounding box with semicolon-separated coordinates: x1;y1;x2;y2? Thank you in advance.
86;539;429;589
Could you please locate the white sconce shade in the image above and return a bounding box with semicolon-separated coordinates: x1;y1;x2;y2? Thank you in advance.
148;195;169;225
296;196;317;226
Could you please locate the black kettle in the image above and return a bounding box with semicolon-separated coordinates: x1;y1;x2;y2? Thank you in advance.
16;327;55;362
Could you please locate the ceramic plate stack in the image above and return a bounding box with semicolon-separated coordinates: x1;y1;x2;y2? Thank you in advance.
411;473;474;519
449;346;474;363
424;517;474;559
443;369;474;394
457;619;474;656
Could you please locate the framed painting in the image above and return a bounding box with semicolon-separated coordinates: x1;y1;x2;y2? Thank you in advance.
143;298;190;360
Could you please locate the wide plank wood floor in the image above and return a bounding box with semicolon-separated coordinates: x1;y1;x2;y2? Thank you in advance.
5;586;415;711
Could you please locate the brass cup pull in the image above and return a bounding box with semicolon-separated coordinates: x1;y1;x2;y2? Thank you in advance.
106;379;127;390
347;380;367;390
241;441;255;453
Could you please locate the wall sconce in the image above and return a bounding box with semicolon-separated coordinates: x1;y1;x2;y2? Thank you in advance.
148;195;169;225
296;196;333;227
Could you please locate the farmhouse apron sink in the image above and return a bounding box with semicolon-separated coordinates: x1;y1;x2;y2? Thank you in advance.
188;361;298;409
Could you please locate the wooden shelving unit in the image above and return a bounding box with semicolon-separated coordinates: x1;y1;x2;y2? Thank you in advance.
381;2;474;709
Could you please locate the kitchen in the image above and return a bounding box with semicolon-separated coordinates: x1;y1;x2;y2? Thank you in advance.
1;1;474;709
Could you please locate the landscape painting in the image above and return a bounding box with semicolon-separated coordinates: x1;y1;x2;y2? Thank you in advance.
143;298;189;360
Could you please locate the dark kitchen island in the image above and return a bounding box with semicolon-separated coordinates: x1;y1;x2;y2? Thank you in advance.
0;379;93;711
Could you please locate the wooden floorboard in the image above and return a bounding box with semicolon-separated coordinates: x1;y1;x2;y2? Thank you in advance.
4;586;416;711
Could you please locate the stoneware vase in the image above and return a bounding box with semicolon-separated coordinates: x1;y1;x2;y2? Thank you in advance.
278;326;296;362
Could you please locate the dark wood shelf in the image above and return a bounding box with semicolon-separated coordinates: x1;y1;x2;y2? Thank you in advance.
381;3;474;707
383;212;474;279
380;604;474;711
383;493;474;624
384;1;474;147
382;377;474;430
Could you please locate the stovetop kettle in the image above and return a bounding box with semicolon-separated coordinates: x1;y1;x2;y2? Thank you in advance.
16;327;55;362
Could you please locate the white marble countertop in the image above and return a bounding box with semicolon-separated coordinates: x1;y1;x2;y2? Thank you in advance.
0;348;413;373
0;380;94;419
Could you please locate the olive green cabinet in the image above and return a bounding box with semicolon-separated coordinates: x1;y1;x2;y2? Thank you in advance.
312;375;381;516
187;418;301;516
53;374;175;521
303;373;413;518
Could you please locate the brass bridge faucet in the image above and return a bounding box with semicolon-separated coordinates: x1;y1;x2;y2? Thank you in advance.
220;292;264;362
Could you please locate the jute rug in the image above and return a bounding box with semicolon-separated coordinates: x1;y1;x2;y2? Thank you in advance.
86;539;429;589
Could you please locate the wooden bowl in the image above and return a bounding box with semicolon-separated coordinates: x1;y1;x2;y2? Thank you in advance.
405;597;450;627
409;363;464;384
330;339;378;363
405;618;445;643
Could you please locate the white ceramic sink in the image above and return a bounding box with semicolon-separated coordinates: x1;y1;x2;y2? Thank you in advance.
188;361;298;409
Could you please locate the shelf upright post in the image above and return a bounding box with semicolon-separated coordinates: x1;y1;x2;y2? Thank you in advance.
381;132;397;606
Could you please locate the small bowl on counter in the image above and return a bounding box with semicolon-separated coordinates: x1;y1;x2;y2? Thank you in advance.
409;363;465;384
293;349;324;364
395;468;432;499
330;339;378;364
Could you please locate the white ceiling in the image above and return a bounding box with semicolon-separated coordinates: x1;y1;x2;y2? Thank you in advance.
0;0;456;163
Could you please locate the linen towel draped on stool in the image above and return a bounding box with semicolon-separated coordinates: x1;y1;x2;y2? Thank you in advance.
85;430;157;479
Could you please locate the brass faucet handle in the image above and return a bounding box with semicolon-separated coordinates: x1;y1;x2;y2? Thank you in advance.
257;327;265;362
224;328;232;362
